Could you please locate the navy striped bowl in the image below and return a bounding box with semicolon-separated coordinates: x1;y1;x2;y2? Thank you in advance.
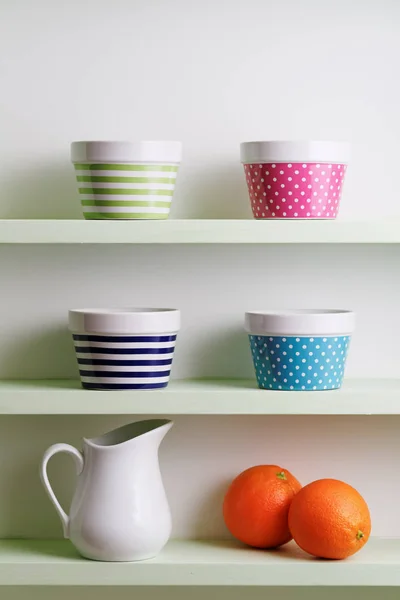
69;308;180;391
72;333;177;390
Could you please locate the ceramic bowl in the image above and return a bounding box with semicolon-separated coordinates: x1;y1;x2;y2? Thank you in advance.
240;141;350;219
245;310;355;391
69;308;180;390
71;141;182;220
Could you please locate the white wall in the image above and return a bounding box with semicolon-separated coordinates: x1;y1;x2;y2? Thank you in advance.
0;2;400;598
1;0;400;220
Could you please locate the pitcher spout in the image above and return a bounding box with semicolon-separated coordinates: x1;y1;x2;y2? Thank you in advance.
85;419;173;450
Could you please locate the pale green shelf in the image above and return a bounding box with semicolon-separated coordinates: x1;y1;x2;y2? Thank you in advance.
0;379;398;415
0;538;398;586
0;219;399;244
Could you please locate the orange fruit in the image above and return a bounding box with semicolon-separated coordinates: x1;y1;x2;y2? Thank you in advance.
223;465;302;548
288;478;371;559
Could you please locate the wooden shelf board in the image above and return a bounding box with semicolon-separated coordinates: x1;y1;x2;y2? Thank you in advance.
0;219;399;244
0;538;398;586
0;378;398;415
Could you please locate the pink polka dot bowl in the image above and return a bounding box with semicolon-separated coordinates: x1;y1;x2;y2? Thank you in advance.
240;141;350;220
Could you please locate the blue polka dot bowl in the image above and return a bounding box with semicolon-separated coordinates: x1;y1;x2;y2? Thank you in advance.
245;310;355;391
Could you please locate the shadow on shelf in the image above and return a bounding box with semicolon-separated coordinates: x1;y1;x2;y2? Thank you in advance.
0;325;76;380
1;161;81;219
184;328;253;380
171;164;252;220
4;539;81;559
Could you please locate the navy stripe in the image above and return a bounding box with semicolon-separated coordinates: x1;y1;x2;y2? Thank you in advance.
77;358;173;366
73;334;177;343
82;382;168;390
79;370;171;378
75;346;174;355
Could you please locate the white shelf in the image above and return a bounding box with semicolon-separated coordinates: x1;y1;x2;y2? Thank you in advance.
0;219;399;244
0;379;398;415
0;538;398;586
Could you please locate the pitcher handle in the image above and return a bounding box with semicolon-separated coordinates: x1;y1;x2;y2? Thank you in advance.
40;443;84;538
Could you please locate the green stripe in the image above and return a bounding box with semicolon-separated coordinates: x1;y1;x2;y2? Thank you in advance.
76;176;175;184
81;200;171;207
79;188;173;196
83;213;169;219
75;163;178;172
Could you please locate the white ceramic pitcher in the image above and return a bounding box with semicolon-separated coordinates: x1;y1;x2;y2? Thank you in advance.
40;419;173;561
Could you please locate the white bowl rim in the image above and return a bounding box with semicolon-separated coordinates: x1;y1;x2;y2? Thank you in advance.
240;140;350;164
69;307;179;315
69;308;181;335
71;140;182;164
245;309;355;336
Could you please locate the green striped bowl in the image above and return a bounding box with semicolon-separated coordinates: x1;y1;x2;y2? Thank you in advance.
71;141;182;220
